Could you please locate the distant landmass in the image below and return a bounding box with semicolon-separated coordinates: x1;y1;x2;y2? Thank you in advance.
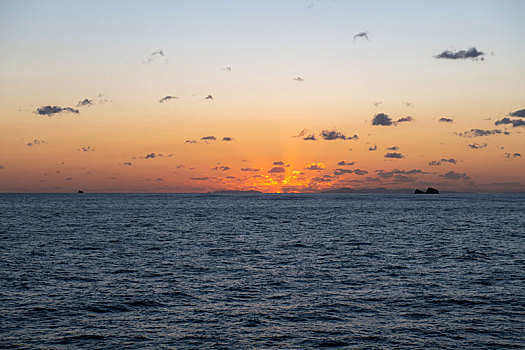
414;187;440;194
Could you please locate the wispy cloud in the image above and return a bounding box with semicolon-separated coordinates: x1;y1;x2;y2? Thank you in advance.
468;143;487;149
212;166;231;171
353;31;369;41
505;152;522;158
386;146;399;151
191;177;210;181
333;169;353;176
376;169;427;179
185;140;197;144
159;95;179;103
144;152;165;159
439;117;454;123
204;95;214;100
144;49;166;64
337;161;355;166
293;77;305;82
222;137;234;141
304;163;325;170
273;161;285;166
455;129;508;137
35;105;79;117
241;168;260;172
123;162;132;166
353;169;368;175
222;66;232;72
26;139;47;146
397;116;414;123
368;145;377;151
434;47;485;60
384;152;404;159
429;158;457;166
440;171;471;180
76;94;110;107
77;146;95;152
320;130;358;140
77;98;93;107
201;136;217;141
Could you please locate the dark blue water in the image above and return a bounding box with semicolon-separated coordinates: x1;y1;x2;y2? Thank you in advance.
0;194;524;349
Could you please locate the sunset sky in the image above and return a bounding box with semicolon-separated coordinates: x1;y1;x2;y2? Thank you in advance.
1;0;524;193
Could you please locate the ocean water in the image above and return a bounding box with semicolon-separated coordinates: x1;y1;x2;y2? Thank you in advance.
0;193;524;349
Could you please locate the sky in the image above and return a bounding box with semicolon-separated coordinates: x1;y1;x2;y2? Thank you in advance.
0;0;524;193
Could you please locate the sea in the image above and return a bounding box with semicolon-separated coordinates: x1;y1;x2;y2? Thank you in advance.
0;193;524;349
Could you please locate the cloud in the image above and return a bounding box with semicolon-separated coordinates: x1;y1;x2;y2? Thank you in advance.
376;169;427;179
212;166;231;171
368;145;377;151
372;113;393;126
337;161;355;166
397;116;414;123
434;47;485;60
204;95;214;100
201;136;216;141
439;117;454;123
311;176;333;183
373;101;382;107
26;139;47;146
468;143;487;149
191;177;210;181
77;146;94;152
440;171;471;180
268;167;285;173
77;98;93;107
294;77;305;82
145;153;163;159
123;162;132;166
505;153;522;158
333;169;353;176
222;137;234;141
222;66;232;71
304;134;317;141
386;146;399;151
304;163;326;170
456;129;508;137
429;158;457;166
241;168;260;172
185;140;197;144
509;109;525;118
273;161;285;166
35;105;79;117
144;49;166;64
353;169;368;175
495;117;525;127
353;31;369;41
320;130;358;140
0;165;4;170
384;152;404;159
159;95;179;103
